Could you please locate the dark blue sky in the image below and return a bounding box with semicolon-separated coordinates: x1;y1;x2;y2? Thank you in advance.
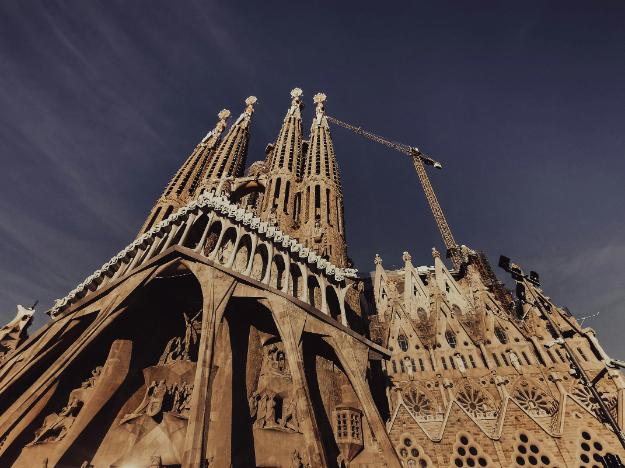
1;1;624;356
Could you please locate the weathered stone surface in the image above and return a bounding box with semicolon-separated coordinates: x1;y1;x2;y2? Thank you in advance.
0;90;622;467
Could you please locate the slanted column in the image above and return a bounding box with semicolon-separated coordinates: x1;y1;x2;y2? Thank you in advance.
243;234;258;276
262;242;274;285
178;213;198;247
182;268;237;468
194;213;214;253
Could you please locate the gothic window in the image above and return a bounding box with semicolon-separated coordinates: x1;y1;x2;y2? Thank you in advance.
418;358;425;371
445;282;450;293
492;353;501;367
468;354;477;368
577;347;588;361
445;331;457;348
521;351;531;365
305;187;310;221
501;352;509;366
326;188;332;224
441;357;448;370
392;360;397;373
144;206;162;232
546;349;556;364
449;356;456;370
272;178;282;208
413;285;418;296
400;359;406;373
452;432;493;467
495;326;508;344
283;180;291;214
554;348;565;362
398;334;409;352
411;358;417;373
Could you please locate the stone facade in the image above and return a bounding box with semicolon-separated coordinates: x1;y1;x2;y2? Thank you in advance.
0;89;623;467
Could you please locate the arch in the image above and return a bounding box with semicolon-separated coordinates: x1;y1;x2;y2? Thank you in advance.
216;227;237;265
307;275;321;309
325;285;341;321
494;326;508;344
202;220;222;256
250;243;268;282
445;330;457;348
182;213;210;250
233;234;252;273
290;263;303;299
270;254;286;291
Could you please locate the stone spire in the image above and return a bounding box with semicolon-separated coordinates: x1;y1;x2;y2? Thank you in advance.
137;109;231;235
300;93;348;266
258;88;304;234
200;96;257;194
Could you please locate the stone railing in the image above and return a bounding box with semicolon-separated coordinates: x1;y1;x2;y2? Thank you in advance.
48;193;358;327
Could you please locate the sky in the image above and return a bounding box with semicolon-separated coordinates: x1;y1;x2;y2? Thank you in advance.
1;1;624;357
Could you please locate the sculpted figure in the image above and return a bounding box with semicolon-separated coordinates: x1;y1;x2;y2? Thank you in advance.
279;397;300;432
120;380;167;424
30;396;83;444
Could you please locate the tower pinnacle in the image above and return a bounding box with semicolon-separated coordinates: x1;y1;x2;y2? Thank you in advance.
137;108;231;236
201;97;257;193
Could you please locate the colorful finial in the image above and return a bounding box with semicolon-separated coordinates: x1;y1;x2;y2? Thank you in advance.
245;96;258;108
218;109;231;121
291;87;303;99
313;92;326;105
431;247;440;259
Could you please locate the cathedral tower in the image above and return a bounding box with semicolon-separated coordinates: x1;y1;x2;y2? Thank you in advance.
138;109;231;235
258;88;304;236
300;93;348;267
199;96;257;194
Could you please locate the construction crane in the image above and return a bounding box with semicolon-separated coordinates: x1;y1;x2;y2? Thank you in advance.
326;115;463;269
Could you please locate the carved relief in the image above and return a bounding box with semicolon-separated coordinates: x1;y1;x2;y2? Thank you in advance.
158;310;201;365
121;380;193;424
0;304;35;362
29;367;102;445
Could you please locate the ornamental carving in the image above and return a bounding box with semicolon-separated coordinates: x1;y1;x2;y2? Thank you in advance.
29;366;102;445
456;384;497;418
512;380;557;416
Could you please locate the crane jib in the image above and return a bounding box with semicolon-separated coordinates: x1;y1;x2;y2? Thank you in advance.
326;114;462;269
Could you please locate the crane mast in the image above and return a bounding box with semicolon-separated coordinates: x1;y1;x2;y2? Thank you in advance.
326;115;463;269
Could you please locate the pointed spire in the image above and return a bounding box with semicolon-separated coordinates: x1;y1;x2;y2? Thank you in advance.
303;93;341;186
202;96;257;192
257;88;306;232
160;109;231;199
299;92;347;266
136;108;231;236
266;88;304;176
